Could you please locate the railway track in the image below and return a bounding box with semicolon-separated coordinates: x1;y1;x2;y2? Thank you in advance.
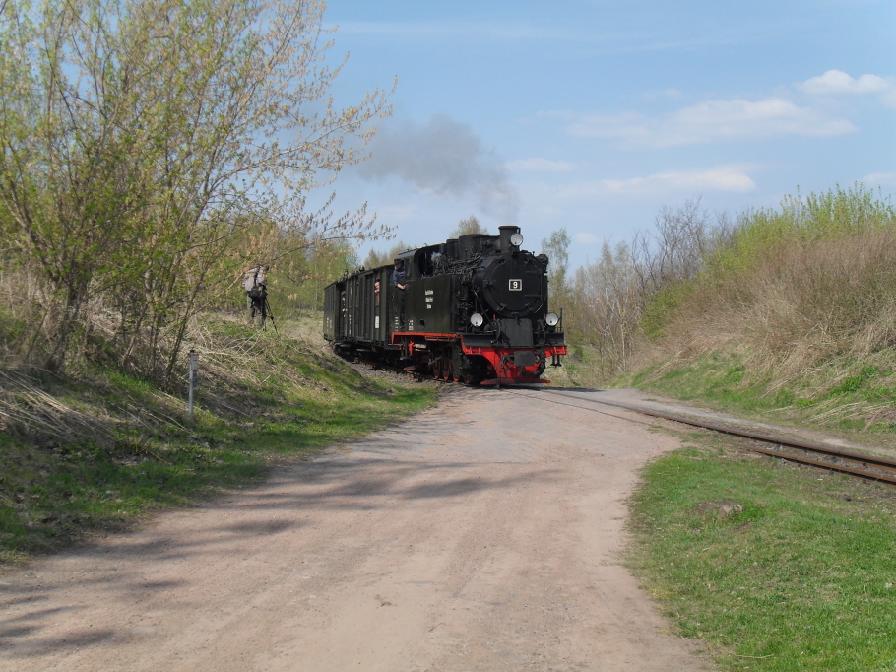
510;388;896;485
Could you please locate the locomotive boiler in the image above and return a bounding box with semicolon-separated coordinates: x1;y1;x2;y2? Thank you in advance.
323;226;566;385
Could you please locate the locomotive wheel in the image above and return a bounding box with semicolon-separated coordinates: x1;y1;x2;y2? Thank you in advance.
452;346;481;386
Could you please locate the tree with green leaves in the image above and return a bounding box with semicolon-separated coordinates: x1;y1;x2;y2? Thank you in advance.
0;0;391;378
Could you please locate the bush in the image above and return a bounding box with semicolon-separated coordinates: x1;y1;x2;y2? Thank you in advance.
567;184;896;402
663;186;896;374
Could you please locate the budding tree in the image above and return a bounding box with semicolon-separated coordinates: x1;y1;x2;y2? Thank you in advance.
0;0;391;377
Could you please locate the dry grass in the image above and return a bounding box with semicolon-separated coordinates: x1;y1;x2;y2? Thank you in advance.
0;311;333;448
0;311;435;562
656;228;896;379
0;370;117;442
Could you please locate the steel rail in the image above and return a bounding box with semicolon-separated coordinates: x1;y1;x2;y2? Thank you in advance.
510;388;896;485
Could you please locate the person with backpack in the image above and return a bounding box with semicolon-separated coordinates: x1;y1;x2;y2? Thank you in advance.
243;264;268;325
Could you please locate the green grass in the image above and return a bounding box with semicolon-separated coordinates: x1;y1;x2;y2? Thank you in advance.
0;316;435;564
630;433;896;672
619;351;896;438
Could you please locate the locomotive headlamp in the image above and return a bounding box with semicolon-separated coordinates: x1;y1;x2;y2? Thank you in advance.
470;312;484;327
545;312;559;327
510;232;524;247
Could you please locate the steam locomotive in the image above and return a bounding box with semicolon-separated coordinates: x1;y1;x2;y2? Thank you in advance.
323;226;566;385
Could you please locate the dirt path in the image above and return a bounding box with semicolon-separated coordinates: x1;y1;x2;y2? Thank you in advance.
0;388;708;671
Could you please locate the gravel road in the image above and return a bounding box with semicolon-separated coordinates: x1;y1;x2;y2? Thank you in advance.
0;387;708;671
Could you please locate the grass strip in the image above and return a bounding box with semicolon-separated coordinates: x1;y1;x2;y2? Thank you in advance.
621;351;896;438
629;432;896;672
0;317;435;564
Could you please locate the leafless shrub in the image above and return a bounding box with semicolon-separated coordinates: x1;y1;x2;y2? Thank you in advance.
563;199;728;375
569;243;641;373
631;198;720;294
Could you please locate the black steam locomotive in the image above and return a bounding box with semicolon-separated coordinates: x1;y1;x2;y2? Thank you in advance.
323;226;566;385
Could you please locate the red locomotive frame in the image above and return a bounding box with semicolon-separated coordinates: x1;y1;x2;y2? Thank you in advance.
391;331;567;385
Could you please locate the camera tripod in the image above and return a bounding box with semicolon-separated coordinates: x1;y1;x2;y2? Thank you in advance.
261;295;278;332
250;293;278;333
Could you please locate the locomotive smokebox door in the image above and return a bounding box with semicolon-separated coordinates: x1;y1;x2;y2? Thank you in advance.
509;279;522;291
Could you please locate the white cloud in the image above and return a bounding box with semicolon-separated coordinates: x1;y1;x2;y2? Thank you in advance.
801;69;889;95
862;171;896;188
555;165;756;199
574;232;601;244
567;98;855;147
506;158;575;173
601;166;756;194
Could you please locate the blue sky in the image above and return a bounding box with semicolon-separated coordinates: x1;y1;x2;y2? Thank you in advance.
315;1;895;268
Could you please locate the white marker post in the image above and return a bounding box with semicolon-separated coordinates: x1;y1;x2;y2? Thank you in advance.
187;349;198;418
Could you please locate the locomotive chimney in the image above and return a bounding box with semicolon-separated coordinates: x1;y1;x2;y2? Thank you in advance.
498;225;520;253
